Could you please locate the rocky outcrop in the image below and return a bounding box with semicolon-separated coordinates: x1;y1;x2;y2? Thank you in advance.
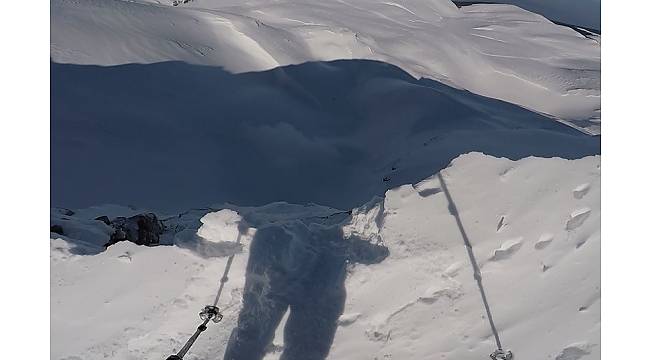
95;216;111;226
104;213;165;247
50;224;65;235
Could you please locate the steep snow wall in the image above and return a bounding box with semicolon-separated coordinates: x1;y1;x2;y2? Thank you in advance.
51;59;599;212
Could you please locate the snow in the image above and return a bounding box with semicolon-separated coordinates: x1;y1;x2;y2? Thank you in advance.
50;0;600;358
50;153;600;360
197;210;244;244
472;1;601;31
51;58;599;211
50;0;601;213
51;0;600;131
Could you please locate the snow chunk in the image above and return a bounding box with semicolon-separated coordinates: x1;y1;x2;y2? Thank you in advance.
197;209;244;243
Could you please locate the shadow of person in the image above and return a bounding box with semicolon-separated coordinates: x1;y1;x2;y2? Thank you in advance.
224;219;389;360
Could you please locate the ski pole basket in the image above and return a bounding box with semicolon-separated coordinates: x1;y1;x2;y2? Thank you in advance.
199;305;224;323
164;305;224;360
490;349;514;360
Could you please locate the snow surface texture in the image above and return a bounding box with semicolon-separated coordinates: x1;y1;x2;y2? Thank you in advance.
51;0;601;132
51;153;601;360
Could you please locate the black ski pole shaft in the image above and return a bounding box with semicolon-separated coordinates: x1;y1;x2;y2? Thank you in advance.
169;317;210;360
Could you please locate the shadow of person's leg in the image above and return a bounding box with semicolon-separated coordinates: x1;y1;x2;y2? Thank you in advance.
224;227;291;360
224;293;288;360
279;261;346;360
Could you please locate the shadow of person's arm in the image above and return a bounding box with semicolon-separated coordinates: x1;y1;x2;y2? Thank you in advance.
346;236;389;265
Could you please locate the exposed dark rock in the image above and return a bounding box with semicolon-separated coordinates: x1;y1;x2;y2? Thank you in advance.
53;208;75;216
105;213;164;247
50;224;65;235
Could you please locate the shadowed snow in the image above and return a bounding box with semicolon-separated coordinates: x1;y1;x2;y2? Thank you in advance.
51;60;599;212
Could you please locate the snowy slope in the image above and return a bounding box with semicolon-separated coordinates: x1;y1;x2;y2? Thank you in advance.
51;0;601;131
50;1;601;358
465;1;601;31
51;153;600;360
51;59;599;212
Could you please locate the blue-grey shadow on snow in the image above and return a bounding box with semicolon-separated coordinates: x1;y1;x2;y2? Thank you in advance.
51;59;599;212
224;217;389;360
452;1;601;34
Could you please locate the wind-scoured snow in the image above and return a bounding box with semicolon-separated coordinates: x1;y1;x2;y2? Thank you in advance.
51;0;601;131
50;153;601;360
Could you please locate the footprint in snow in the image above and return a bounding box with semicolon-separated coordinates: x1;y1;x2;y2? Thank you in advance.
496;215;507;232
577;291;600;312
490;238;523;261
573;183;591;199
172;298;188;309
554;343;595;360
365;327;391;342
117;252;132;262
498;166;514;180
566;208;591;230
443;262;463;277
575;234;592;249
265;343;284;354
534;233;554;250
418;287;462;304
337;312;361;326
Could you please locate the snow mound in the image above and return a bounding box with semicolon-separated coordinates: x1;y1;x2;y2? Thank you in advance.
51;153;600;360
197;210;244;244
